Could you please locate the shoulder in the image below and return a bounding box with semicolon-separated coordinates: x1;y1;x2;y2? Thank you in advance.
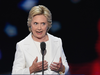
17;33;32;45
48;33;62;42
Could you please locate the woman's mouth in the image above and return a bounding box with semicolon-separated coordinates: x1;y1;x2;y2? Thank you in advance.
36;31;42;35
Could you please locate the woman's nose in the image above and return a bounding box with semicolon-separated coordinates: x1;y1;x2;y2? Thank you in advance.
37;24;42;29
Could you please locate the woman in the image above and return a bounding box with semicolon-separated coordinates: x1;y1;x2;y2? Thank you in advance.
12;5;69;74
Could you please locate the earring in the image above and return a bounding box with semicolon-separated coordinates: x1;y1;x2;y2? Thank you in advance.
47;27;49;31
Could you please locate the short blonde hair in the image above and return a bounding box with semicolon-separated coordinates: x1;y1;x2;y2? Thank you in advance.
27;5;52;32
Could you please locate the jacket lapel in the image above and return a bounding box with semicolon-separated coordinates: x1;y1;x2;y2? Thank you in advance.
48;33;60;64
23;33;42;62
47;33;60;74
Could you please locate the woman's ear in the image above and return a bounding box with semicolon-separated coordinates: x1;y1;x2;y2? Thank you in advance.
47;27;49;32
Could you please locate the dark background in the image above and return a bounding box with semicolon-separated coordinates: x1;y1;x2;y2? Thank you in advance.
0;0;100;74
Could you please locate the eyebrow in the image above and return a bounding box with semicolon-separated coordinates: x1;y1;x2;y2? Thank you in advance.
33;21;47;23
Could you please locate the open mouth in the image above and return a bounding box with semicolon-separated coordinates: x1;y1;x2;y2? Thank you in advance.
36;31;43;34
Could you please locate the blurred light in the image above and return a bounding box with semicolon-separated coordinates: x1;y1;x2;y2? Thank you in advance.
50;21;61;33
4;23;18;37
18;0;39;12
70;0;81;4
0;50;2;60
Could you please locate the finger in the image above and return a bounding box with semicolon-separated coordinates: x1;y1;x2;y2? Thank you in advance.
50;65;58;71
38;65;48;70
50;66;54;71
44;66;48;70
50;65;55;70
44;64;48;70
44;61;48;65
37;61;47;69
44;60;48;62
44;65;48;68
37;61;48;68
37;61;42;65
52;62;59;67
51;63;57;68
53;62;59;64
34;57;38;62
38;64;48;70
36;64;42;71
50;63;58;69
43;61;48;69
59;57;62;63
37;60;48;64
38;63;47;71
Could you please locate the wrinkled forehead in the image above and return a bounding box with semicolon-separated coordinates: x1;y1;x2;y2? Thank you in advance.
32;15;48;22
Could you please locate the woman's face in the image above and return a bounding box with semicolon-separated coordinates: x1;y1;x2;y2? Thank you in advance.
31;15;48;39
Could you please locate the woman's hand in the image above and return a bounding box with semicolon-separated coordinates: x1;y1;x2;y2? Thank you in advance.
29;57;48;74
50;57;65;72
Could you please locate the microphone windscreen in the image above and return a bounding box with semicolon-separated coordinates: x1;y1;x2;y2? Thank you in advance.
40;42;46;51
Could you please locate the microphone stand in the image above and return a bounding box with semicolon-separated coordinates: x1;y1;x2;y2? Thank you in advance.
40;42;46;75
42;51;44;75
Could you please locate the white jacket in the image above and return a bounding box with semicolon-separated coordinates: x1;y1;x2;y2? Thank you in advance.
12;33;69;75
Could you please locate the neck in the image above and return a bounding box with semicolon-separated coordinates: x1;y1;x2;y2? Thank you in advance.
31;34;49;42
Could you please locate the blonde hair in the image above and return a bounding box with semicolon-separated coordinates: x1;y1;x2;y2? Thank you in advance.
27;5;52;32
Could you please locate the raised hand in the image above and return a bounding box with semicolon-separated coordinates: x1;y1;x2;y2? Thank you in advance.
50;57;65;72
29;57;48;74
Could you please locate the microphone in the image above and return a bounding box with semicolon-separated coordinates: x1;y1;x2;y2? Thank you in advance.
40;42;46;55
40;42;46;75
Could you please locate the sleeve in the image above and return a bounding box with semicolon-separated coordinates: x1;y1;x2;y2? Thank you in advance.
60;38;69;74
12;43;30;74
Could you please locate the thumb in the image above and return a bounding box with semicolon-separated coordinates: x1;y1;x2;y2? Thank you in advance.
34;57;38;62
59;57;62;63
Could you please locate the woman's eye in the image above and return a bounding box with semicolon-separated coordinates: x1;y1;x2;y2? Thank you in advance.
34;22;38;25
42;22;45;25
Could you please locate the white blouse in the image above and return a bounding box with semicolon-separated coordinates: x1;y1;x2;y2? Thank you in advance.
34;40;51;67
